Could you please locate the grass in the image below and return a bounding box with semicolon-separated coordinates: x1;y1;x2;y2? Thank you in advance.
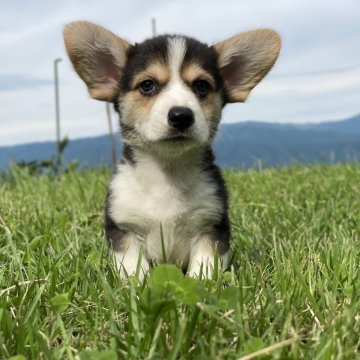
0;164;359;359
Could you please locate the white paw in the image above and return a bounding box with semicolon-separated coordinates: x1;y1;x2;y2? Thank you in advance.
188;252;228;279
187;258;214;279
114;251;149;281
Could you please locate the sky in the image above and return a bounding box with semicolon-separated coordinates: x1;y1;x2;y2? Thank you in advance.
0;0;359;146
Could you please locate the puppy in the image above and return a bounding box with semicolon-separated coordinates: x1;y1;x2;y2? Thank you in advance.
63;21;280;279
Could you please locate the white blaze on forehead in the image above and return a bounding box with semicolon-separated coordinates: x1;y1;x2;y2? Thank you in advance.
139;35;209;145
167;37;187;77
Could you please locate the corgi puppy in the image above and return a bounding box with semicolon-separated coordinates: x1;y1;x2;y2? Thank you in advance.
63;21;280;280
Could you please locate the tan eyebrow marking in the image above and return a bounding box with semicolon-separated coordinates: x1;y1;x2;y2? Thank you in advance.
131;61;171;89
181;63;216;89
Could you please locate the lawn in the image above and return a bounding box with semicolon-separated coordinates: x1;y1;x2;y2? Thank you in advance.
0;164;359;359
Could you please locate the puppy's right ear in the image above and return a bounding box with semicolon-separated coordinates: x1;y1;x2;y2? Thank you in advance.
63;21;131;101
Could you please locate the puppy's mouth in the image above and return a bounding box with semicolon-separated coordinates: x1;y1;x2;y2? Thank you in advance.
160;135;192;142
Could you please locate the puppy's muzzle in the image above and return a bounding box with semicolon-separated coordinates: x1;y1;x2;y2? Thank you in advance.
168;106;195;131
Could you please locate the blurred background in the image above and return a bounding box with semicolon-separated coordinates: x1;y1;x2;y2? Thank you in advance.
0;0;359;170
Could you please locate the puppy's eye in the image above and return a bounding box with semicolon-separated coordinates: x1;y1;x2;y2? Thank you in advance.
139;79;157;96
192;79;211;98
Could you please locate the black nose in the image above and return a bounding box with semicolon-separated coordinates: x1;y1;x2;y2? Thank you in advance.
168;106;195;130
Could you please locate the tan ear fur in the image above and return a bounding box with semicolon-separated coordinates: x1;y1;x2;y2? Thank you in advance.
63;21;131;101
214;29;281;103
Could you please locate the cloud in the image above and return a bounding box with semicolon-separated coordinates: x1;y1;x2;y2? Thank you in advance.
275;66;360;78
0;74;53;91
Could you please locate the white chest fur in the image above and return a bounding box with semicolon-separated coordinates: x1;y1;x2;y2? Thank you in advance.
108;154;222;266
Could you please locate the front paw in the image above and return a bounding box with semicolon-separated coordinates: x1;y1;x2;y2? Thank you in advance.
114;252;149;281
188;251;228;279
187;259;214;279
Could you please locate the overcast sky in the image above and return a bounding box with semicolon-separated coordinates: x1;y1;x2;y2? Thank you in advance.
0;0;359;146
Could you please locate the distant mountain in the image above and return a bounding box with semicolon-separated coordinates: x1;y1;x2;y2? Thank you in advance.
299;114;360;135
0;114;359;171
0;135;122;171
215;115;360;167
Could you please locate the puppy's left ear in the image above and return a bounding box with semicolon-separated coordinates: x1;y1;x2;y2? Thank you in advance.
214;29;281;103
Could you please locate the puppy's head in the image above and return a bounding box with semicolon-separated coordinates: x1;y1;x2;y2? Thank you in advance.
64;22;280;156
